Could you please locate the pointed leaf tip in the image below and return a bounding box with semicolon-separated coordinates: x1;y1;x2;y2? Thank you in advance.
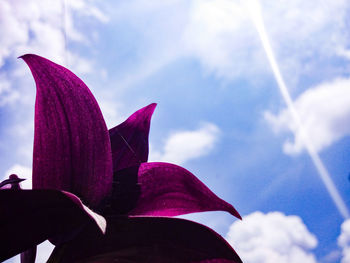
107;162;241;219
131;162;241;219
22;54;113;208
19;54;32;60
109;103;157;172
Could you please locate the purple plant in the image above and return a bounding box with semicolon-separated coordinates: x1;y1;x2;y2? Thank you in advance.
0;54;242;262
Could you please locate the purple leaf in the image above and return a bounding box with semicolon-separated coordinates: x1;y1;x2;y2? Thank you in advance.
106;162;241;219
0;189;105;261
109;103;156;172
48;216;242;263
21;54;113;208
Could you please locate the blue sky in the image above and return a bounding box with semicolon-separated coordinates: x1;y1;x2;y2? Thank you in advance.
2;0;350;262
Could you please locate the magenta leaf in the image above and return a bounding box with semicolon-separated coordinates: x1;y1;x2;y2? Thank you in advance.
21;54;113;208
109;103;156;172
48;216;242;263
105;162;241;219
0;189;105;261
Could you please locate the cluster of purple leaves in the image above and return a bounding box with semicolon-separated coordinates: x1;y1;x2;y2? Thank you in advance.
0;54;242;263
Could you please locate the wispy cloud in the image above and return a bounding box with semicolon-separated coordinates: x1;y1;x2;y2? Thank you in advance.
0;0;109;67
250;0;349;220
183;0;261;79
105;0;350;89
0;73;19;106
150;122;220;165
265;77;350;155
184;0;350;82
1;0;66;67
0;0;109;107
226;211;318;263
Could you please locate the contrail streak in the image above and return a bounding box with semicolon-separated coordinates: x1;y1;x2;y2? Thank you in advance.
244;0;350;219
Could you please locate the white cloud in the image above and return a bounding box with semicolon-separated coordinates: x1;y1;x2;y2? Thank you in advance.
0;73;20;106
149;122;220;165
0;0;109;112
110;0;350;88
0;0;108;84
0;0;64;66
0;0;108;173
183;0;350;82
68;0;109;23
0;0;108;70
338;219;350;263
227;211;318;263
265;77;350;155
183;0;263;79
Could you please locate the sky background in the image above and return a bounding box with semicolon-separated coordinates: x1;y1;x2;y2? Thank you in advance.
2;0;350;262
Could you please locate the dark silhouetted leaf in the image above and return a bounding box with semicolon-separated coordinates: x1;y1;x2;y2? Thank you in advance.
48;216;242;263
0;174;25;189
0;190;104;261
